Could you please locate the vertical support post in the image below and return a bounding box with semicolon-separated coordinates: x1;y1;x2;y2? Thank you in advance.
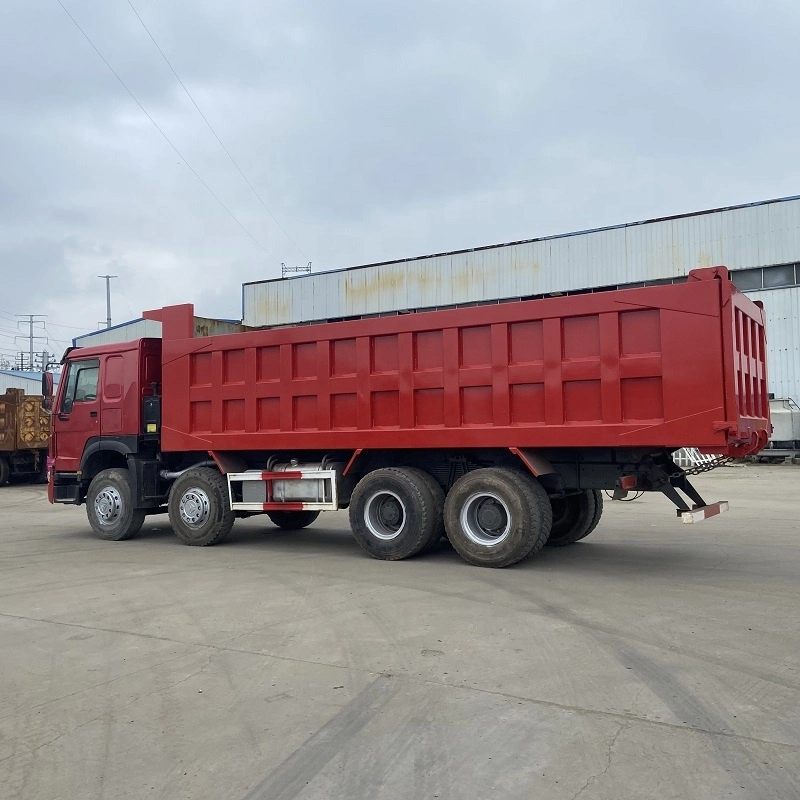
98;274;118;328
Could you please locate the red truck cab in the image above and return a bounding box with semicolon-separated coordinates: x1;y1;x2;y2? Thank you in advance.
50;338;162;505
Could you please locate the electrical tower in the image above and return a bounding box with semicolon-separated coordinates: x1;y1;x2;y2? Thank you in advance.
15;315;47;372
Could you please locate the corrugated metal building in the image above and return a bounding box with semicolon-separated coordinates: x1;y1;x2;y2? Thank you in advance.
0;370;60;395
72;316;244;348
243;196;800;400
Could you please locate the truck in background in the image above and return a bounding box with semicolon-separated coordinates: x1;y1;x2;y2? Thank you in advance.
47;266;770;568
0;388;50;486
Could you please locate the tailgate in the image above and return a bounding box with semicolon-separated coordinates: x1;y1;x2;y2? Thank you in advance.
720;275;770;455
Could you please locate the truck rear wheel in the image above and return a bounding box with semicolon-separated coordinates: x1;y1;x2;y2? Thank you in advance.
86;468;146;541
267;510;320;530
409;468;446;550
443;468;552;568
168;468;234;546
546;490;603;547
0;457;9;487
349;467;442;560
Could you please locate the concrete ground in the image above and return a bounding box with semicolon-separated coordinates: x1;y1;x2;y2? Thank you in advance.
0;465;798;800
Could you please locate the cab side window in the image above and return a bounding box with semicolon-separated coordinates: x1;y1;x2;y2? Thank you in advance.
60;360;100;414
75;367;99;402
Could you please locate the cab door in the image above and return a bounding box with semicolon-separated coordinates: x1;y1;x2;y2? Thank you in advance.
53;358;100;472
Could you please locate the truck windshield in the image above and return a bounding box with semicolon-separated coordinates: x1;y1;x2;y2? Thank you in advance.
60;359;100;414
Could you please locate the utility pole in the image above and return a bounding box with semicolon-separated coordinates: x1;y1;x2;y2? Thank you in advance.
15;315;47;372
98;275;118;328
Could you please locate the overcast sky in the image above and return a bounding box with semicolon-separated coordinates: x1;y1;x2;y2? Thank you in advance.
1;0;798;361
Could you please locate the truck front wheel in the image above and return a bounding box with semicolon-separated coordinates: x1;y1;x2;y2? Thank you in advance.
86;468;146;541
546;490;603;547
168;468;234;546
0;456;9;487
349;467;442;560
443;468;552;568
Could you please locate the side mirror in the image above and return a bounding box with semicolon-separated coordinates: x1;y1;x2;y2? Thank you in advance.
42;372;54;412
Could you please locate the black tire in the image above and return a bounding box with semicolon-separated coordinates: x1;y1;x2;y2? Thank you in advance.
443;468;552;568
407;468;446;550
0;457;9;487
168;468;234;546
546;490;604;547
348;467;443;560
86;468;146;541
267;510;320;530
36;452;49;485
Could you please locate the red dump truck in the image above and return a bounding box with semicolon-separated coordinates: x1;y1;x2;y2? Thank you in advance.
47;266;770;567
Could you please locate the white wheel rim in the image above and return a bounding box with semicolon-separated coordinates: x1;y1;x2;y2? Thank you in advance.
364;490;406;540
179;489;211;529
460;492;511;546
94;486;122;526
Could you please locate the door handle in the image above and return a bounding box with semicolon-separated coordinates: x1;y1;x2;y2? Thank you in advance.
58;414;69;421
90;411;98;418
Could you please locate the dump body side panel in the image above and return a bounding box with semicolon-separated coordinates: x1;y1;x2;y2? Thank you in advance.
157;272;769;455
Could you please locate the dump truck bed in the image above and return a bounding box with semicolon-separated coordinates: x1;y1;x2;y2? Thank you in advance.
141;267;769;456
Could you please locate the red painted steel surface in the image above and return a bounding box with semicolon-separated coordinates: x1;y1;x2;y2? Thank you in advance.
146;267;768;456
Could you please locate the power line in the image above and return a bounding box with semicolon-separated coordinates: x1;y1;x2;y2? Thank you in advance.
35;321;93;331
114;275;141;318
55;0;279;263
126;0;306;261
43;328;71;347
0;309;101;332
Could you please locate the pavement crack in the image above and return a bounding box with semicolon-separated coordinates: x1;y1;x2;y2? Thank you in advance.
570;720;628;800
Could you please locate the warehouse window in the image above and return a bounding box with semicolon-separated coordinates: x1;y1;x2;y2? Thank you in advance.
762;263;796;288
731;268;763;291
643;277;675;287
730;263;799;292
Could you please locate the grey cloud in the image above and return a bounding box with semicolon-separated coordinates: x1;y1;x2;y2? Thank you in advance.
0;0;799;343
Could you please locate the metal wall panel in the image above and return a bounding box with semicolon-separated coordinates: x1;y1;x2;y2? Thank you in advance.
747;286;800;400
244;196;800;328
73;319;162;347
73;317;242;347
0;372;47;395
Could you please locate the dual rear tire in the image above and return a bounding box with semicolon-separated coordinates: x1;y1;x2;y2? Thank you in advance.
350;466;557;568
547;490;604;547
443;468;553;568
349;467;445;561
